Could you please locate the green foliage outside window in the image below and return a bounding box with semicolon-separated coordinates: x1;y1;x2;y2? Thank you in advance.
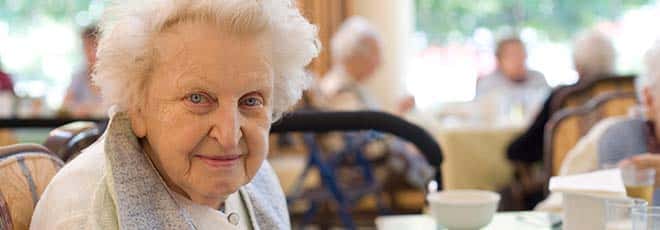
415;0;650;43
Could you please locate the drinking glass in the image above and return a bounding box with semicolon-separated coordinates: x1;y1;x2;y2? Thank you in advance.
621;166;656;205
632;206;660;230
605;198;648;230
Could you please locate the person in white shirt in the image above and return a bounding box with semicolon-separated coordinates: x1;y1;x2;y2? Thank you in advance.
476;37;550;101
476;38;550;114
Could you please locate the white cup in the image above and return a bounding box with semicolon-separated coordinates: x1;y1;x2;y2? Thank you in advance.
427;190;500;229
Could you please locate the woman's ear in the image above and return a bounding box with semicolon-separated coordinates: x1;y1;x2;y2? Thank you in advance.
129;106;148;138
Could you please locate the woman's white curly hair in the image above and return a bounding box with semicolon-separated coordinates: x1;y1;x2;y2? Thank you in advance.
93;0;320;120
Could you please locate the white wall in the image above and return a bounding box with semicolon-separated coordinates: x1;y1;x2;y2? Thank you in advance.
349;0;413;113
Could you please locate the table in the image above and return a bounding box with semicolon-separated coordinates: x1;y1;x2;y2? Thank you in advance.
375;212;561;230
435;124;523;190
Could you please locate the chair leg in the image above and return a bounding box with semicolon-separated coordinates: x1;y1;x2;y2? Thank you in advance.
337;204;356;230
318;159;355;229
303;134;356;229
300;201;320;228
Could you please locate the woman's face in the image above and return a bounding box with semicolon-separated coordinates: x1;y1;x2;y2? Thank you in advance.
130;21;274;208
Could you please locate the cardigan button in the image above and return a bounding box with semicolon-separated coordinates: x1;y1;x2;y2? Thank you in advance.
228;212;240;225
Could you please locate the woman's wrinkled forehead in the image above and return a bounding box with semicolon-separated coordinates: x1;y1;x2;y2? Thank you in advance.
152;21;274;81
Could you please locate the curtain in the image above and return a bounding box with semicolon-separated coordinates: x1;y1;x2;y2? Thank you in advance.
296;0;352;77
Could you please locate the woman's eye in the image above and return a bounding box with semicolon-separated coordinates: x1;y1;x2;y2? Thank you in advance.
186;93;211;105
240;95;264;108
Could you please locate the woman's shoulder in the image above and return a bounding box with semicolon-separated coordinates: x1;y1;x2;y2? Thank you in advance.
49;139;107;191
30;140;110;229
243;161;290;229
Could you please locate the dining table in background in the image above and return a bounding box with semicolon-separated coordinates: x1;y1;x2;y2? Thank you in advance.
434;123;524;191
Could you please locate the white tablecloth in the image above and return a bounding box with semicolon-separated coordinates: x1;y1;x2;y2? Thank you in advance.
376;212;560;230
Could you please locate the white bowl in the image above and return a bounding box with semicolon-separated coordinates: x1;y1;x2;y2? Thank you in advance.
426;190;500;230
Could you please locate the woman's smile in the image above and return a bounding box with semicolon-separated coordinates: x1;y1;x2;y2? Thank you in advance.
194;153;244;169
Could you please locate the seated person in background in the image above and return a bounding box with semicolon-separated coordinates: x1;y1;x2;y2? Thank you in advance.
321;16;412;116
508;30;617;163
321;16;382;111
31;0;319;228
476;37;549;99
536;40;660;212
504;30;617;209
61;24;104;118
319;16;434;188
319;15;436;133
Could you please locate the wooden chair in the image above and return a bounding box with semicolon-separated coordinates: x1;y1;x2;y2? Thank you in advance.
43;121;100;162
498;76;637;211
545;91;638;177
550;75;636;114
0;130;17;147
0;192;12;230
0;144;64;230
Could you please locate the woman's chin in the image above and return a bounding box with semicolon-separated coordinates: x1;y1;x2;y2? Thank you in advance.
204;179;245;197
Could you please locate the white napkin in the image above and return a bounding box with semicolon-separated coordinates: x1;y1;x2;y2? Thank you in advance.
549;169;626;196
550;169;628;230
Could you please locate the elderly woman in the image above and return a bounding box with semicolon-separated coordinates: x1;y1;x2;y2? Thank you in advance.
31;0;318;229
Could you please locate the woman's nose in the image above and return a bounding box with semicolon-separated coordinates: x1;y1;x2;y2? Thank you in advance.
209;107;242;151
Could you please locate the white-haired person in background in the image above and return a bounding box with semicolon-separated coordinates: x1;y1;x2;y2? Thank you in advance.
317;16;434;190
320;16;414;115
535;40;660;212
572;30;617;81
508;30;618;165
30;0;318;229
320;16;382;111
505;29;618;209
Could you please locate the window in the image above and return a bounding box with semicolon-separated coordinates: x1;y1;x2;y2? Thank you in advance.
408;0;660;109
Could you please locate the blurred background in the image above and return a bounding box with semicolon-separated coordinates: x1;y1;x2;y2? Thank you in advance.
1;0;659;229
0;0;657;113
